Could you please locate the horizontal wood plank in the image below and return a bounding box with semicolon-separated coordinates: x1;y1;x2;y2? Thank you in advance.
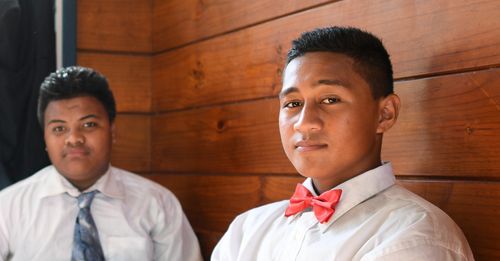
153;0;332;51
111;114;151;172
261;175;303;203
153;0;500;111
152;69;500;178
77;0;152;52
144;174;261;232
151;98;292;174
77;52;152;113
383;69;500;178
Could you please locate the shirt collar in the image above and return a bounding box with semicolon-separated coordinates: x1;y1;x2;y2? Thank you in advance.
39;165;124;199
286;162;396;232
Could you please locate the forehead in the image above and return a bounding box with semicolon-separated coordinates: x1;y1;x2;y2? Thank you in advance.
44;96;107;120
282;52;365;90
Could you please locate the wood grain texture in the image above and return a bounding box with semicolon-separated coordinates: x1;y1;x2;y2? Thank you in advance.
77;52;152;113
152;0;332;51
111;114;151;172
152;70;500;178
77;0;152;52
151;98;292;174
262;175;303;203
384;69;500;178
399;180;500;261
195;230;225;261
145;174;261;232
153;0;500;111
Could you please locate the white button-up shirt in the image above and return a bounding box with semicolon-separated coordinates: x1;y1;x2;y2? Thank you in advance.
212;163;474;261
0;165;202;261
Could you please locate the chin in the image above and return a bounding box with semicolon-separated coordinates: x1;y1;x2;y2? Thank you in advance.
57;162;94;177
61;169;94;180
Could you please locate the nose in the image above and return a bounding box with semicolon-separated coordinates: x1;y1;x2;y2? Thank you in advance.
65;128;85;146
293;103;323;133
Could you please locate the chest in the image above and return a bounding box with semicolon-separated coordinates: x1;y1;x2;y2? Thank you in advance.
244;210;390;261
10;195;154;261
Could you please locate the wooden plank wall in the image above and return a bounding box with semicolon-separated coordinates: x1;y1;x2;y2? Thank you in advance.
77;0;152;173
78;0;500;260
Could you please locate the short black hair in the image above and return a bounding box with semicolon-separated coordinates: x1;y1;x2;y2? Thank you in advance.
37;66;116;127
286;26;393;99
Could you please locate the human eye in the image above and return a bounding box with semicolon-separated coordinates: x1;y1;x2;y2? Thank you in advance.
51;126;66;134
321;97;341;104
83;122;98;128
283;100;303;109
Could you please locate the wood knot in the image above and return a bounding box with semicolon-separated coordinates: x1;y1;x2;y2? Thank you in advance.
216;120;226;132
276;44;282;55
276;68;282;77
191;61;205;89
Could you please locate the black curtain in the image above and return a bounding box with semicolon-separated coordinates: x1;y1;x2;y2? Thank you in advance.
0;0;54;189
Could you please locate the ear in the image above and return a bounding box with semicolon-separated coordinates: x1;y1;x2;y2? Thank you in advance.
376;94;401;134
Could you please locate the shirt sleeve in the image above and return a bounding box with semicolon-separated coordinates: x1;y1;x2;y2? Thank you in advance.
362;242;474;261
0;205;9;260
151;190;203;261
211;214;246;261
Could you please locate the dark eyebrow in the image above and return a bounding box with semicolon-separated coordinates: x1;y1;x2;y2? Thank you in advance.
46;119;66;125
279;87;299;99
315;79;350;87
79;114;99;121
46;114;99;125
279;79;349;99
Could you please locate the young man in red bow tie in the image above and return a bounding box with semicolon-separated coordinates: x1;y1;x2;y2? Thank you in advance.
212;27;474;260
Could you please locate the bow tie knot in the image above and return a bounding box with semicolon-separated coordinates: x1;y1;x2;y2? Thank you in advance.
285;183;342;223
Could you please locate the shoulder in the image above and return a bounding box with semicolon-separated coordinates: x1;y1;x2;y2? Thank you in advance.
111;167;176;197
241;200;289;219
227;200;289;234
381;185;460;230
213;200;289;259
0;166;54;233
366;185;473;259
0;165;53;202
109;167;183;211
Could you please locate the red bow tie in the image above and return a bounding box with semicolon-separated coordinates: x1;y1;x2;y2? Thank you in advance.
284;183;342;223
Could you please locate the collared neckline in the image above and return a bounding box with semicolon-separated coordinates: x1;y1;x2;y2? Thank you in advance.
286;162;396;232
38;165;124;199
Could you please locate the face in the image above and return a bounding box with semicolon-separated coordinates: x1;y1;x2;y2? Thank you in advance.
44;96;114;191
279;52;399;193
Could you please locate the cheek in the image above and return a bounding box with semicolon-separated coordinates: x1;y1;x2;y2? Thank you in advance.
279;115;293;141
91;132;113;153
343;114;378;144
44;134;58;152
44;136;63;162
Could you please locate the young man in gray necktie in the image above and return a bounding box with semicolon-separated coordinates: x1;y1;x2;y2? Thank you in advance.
0;66;203;261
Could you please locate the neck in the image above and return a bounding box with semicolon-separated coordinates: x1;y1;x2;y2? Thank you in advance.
69;177;101;192
312;161;382;194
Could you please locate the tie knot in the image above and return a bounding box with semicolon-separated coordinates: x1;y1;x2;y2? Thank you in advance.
77;191;97;209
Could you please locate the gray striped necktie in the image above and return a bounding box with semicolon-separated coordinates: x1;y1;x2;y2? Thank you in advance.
71;191;105;261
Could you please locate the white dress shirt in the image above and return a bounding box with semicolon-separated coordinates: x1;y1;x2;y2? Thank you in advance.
212;162;474;261
0;165;202;261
